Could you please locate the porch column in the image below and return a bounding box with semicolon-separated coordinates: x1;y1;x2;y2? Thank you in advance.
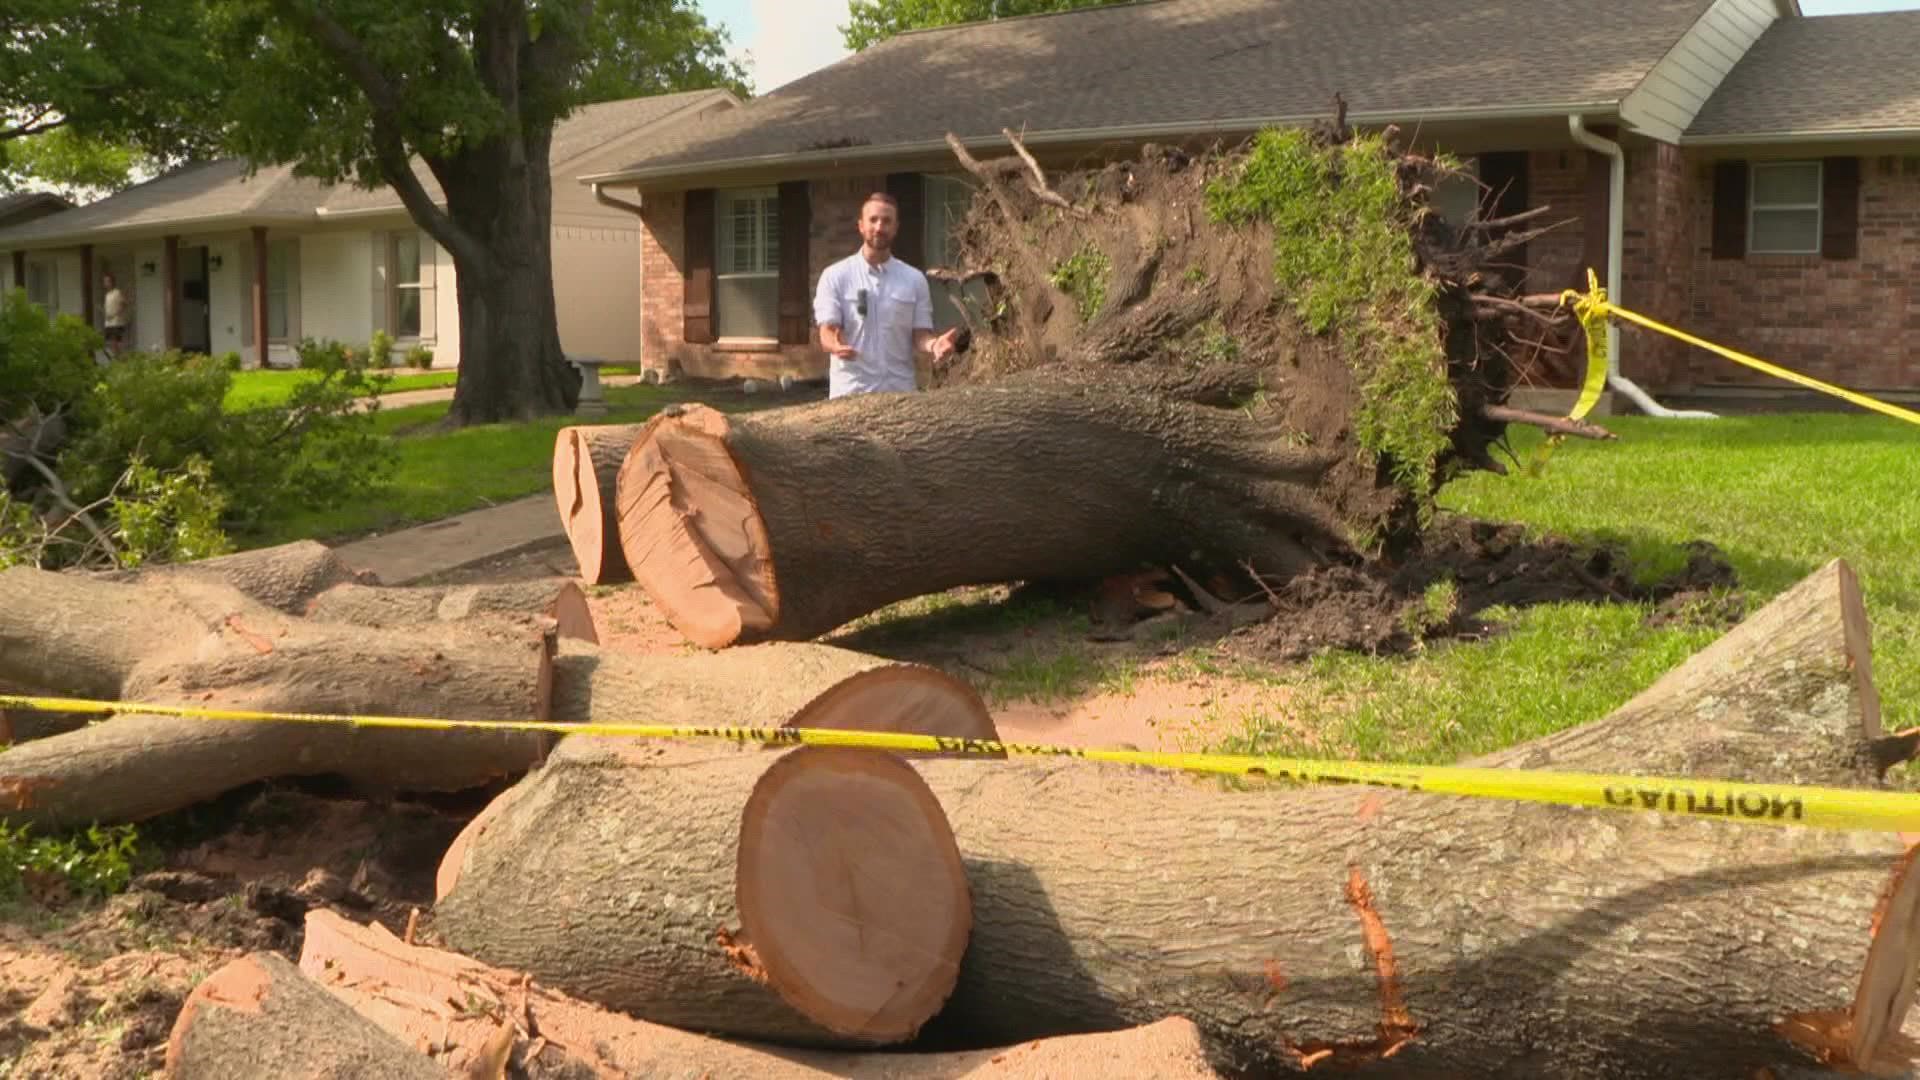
163;234;181;350
251;226;269;369
80;244;95;325
10;251;22;292
1581;124;1617;290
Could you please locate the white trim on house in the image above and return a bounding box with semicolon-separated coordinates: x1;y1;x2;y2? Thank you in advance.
1622;0;1784;143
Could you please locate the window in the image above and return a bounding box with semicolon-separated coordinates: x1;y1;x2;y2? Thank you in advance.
1430;158;1481;227
389;231;424;337
267;239;295;340
25;259;57;311
715;187;779;339
1749;162;1822;254
923;175;981;332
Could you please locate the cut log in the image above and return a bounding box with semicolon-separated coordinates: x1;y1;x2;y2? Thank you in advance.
616;381;1353;648
0;566;554;828
437;745;971;1047
305;577;600;643
439;560;1920;1077
100;538;367;614
552;422;647;585
165;951;442;1080
300;908;1219;1078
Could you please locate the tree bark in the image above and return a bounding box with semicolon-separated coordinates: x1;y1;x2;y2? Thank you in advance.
300;908;1219;1079
0;567;554;828
552;422;648;584
99;538;368;614
437;745;972;1047
434;561;1918;1077
616;375;1352;649
305;577;598;643
165;952;443;1080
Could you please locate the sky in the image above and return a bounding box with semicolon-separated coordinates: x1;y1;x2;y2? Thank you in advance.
701;0;1920;95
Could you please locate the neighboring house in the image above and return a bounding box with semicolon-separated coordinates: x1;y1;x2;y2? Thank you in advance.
0;89;737;369
583;0;1919;407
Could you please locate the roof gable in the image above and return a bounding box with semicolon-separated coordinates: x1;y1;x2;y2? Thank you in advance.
1686;11;1920;141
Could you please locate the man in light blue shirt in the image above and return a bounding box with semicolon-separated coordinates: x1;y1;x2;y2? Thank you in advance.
813;192;959;398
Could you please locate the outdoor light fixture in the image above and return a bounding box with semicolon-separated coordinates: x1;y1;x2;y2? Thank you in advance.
209;254;223;271
140;261;156;275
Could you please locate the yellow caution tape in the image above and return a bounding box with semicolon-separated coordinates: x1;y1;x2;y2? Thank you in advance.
6;693;1920;834
1529;270;1613;475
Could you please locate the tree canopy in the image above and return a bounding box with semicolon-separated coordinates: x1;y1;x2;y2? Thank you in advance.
841;0;1129;50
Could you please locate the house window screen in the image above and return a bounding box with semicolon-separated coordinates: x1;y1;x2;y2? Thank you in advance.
923;175;978;332
715;188;779;339
390;231;423;337
1749;162;1822;254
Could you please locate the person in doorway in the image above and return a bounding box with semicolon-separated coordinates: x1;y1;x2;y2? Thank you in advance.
101;271;129;357
812;192;960;398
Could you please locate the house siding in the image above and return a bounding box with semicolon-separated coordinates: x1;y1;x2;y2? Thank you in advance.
1681;151;1920;393
297;230;373;350
1622;0;1780;142
554;223;641;366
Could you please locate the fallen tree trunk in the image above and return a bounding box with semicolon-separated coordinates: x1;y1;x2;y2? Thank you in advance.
438;745;972;1047
552;422;647;585
616;378;1356;648
305;577;599;643
301;909;1219;1079
439;560;1919;1077
101;538;368;614
166;951;444;1079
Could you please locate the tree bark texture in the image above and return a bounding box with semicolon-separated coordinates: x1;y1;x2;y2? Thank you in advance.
305;577;599;643
0;567;554;828
99;539;369;615
301;908;1218;1079
165;951;443;1080
437;745;972;1047
617;376;1354;649
432;561;1920;1077
552;422;648;584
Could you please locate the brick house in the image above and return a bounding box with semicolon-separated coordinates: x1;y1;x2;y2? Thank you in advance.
583;0;1920;410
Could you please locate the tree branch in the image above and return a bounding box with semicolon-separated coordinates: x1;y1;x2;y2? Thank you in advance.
0;109;65;143
5;451;119;563
274;0;493;275
1001;128;1087;217
1482;404;1617;441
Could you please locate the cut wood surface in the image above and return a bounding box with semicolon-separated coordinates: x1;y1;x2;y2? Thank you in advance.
437;746;972;1047
301;908;1219;1078
165;951;443;1080
615;383;1353;648
101;538;368;614
0;567;554;827
437;560;1920;1077
438;638;998;900
552;422;648;584
305;577;599;643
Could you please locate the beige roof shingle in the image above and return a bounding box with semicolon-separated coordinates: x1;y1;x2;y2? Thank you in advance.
1686;13;1920;140
597;0;1721;182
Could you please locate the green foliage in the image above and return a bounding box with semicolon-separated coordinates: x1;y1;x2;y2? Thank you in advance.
1398;577;1459;642
216;350;243;373
109;455;235;568
0;288;100;415
368;329;396;369
1206;127;1458;504
0;820;142;904
842;0;1131;50
405;345;435;371
0;128;146;197
1048;245;1110;323
576;1;750;100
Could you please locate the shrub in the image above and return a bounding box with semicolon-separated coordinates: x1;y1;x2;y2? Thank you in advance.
368;329;396;369
0;821;142;904
0;288;99;416
405;344;434;370
217;350;243;372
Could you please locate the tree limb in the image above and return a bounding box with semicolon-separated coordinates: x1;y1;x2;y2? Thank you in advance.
5;450;119;563
1469;205;1554;232
1482;404;1617;441
0;109;65;143
1473;295;1566;330
1000;127;1087;217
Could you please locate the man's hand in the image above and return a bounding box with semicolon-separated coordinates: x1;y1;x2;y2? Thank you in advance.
929;327;961;368
820;324;857;360
829;343;857;359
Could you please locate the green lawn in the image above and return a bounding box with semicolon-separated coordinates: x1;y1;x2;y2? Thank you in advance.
246;381;797;545
223;368;458;411
1217;412;1920;765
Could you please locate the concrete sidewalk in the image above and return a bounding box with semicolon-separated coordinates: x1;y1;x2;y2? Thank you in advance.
365;373;645;411
333;493;566;584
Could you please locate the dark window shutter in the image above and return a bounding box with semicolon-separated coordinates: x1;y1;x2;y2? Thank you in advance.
1475;151;1530;271
1710;161;1748;260
887;172;926;268
1821;156;1860;260
683;188;715;344
776;180;812;345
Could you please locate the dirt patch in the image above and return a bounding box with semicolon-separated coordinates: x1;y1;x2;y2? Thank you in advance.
0;789;471;1079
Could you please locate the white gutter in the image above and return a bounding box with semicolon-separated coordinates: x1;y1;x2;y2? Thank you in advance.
581;100;1622;186
1566;114;1717;420
1682;127;1920;147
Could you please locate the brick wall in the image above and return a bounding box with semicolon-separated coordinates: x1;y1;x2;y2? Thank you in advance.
1524;149;1589;296
1682;152;1920;394
1621;140;1694;388
638;175;879;382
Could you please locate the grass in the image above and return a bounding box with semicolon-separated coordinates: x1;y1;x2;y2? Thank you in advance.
244;381;788;546
1218;412;1920;764
223;368;457;411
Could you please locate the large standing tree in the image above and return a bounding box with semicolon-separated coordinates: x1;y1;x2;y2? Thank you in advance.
202;0;745;424
841;0;1129;50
